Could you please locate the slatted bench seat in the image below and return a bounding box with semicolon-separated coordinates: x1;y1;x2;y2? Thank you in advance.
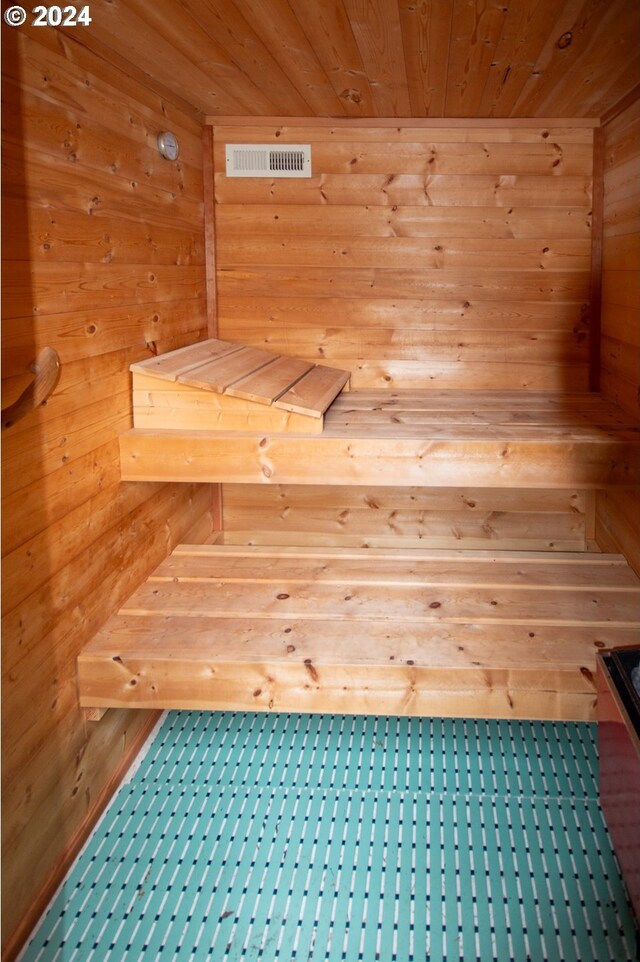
78;544;640;722
121;340;640;488
130;337;351;434
120;388;640;488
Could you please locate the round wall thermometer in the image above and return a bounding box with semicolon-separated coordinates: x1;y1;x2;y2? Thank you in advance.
157;130;180;161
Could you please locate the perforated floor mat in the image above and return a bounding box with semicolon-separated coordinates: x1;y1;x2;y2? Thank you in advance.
20;714;636;962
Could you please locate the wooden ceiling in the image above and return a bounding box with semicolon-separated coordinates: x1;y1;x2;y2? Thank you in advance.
66;0;639;120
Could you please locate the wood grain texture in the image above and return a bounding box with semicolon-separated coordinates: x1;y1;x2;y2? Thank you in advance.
341;0;411;116
221;484;593;552
77;544;640;721
398;0;453;116
175;346;276;392
132;376;324;434
227;355;314;404
118;390;640;489
1;28;214;957
26;0;639;119
202;125;218;336
3;6;640;957
212;121;593;392
214;121;597;140
1;709;162;962
274;365;351;417
589;125;605;389
596;94;640;577
598;97;640;419
130;338;349;428
130;337;240;381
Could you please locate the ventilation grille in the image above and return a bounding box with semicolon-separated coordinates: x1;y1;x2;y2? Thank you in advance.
225;144;312;178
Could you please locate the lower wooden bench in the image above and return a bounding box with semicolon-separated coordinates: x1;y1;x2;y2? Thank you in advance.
78;545;640;722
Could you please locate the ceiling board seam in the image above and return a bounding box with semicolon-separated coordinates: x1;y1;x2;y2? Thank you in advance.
442;0;455;119
393;0;410;117
284;0;349;116
276;0;348;116
288;0;377;117
175;0;296;116
475;0;511;118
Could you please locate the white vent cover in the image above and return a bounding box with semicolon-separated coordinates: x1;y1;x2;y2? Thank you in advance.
225;144;312;178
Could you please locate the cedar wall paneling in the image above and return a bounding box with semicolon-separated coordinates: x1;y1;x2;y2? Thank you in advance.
213;121;596;550
1;29;213;956
222;485;593;552
596;96;640;575
213;123;594;391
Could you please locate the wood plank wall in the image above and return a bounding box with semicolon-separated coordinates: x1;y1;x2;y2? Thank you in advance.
595;94;640;575
1;28;213;957
222;485;593;552
213;120;594;391
212;120;596;550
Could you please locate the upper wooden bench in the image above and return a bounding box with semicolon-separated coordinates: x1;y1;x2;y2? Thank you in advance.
121;340;640;489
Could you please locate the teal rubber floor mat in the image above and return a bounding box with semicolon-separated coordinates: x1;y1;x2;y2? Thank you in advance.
19;714;636;962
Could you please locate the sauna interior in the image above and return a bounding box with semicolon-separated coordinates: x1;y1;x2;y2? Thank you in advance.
2;0;640;957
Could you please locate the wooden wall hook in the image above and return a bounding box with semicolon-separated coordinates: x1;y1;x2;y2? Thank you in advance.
2;347;61;430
